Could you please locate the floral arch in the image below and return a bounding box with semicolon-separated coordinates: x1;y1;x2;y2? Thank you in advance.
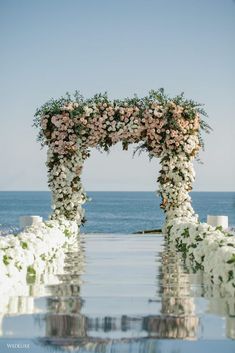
34;89;209;230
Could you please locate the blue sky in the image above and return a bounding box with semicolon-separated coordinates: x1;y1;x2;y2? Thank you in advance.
0;0;234;191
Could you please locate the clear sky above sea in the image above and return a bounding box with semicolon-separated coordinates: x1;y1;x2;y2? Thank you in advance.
0;0;234;191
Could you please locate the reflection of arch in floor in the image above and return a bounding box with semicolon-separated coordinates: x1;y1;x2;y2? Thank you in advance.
42;238;199;345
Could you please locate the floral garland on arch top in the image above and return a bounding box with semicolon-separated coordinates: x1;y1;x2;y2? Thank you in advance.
34;89;210;227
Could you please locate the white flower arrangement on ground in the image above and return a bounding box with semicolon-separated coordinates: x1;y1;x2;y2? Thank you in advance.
166;218;235;294
0;219;79;285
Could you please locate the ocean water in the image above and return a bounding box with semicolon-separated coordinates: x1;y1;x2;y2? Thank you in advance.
0;191;234;233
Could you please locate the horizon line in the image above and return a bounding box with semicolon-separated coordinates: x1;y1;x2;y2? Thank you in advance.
0;190;234;193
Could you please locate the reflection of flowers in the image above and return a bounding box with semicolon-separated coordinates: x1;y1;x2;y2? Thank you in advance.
161;247;235;340
40;238;86;340
144;316;198;339
0;236;85;340
0;248;68;316
159;247;199;339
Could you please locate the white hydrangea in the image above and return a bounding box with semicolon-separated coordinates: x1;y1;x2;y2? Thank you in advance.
167;217;235;295
0;219;79;285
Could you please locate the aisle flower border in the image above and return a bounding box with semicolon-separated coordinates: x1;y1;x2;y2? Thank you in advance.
0;219;79;285
167;218;235;293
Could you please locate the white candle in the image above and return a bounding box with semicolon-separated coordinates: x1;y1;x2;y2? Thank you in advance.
207;215;228;230
19;216;43;229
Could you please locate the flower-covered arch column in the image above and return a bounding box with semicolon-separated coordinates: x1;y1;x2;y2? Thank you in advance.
34;89;209;231
46;146;87;223
158;135;200;228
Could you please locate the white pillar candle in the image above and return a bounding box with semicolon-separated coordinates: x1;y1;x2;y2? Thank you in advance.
19;216;43;229
207;215;228;230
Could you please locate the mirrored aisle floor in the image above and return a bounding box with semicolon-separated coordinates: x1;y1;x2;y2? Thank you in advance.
0;234;235;353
